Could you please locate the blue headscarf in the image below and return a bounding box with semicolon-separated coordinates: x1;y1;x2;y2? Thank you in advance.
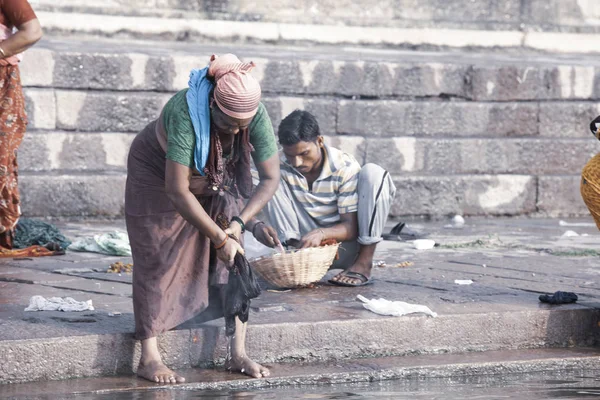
186;67;214;175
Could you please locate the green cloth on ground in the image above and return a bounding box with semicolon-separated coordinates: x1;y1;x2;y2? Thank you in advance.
14;218;71;250
68;231;131;256
163;89;277;169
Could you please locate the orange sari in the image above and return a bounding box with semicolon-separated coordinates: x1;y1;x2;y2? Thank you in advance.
0;64;27;248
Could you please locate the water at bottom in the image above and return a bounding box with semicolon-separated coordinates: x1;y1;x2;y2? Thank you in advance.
56;370;600;400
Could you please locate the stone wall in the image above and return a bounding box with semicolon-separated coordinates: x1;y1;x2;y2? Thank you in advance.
15;40;598;218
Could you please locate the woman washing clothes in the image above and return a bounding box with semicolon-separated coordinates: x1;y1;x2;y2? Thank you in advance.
0;0;42;249
125;54;280;384
581;115;600;229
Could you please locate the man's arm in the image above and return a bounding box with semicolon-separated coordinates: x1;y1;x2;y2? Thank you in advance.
299;212;357;249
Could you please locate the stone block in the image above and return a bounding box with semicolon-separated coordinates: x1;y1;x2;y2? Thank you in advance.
468;65;561;101
19;174;126;217
395;0;521;24
522;0;585;26
393;63;469;98
367;138;596;176
337;100;538;137
337;61;395;97
539;102;600;138
365;138;423;174
423;138;595;175
328;0;397;22
170;54;211;91
323;136;367;164
261;97;282;131
52;53;134;90
303;61;340;95
391;175;536;217
146;56;176;92
305;99;337;136
20;48;55;87
270;97;337;137
19;132;134;172
261;61;305;95
537;175;589;217
23;88;56;130
55;90;170;132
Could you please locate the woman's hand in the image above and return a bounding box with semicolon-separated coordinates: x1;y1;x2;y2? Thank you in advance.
253;223;281;249
224;221;243;241
215;236;245;266
299;229;325;249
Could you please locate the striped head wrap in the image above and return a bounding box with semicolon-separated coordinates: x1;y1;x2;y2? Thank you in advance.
208;54;261;120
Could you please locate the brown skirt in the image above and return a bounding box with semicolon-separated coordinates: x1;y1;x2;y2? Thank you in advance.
581;152;600;230
125;120;240;340
0;65;27;248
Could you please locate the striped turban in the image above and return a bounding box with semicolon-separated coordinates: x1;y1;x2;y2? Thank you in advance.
208;54;261;120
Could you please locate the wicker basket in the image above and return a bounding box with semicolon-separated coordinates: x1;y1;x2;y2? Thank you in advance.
250;243;340;288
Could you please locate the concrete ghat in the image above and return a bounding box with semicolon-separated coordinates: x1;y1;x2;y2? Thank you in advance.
0;218;599;385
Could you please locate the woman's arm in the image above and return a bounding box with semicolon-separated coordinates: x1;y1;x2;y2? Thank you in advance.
165;159;243;263
0;19;42;58
226;153;280;238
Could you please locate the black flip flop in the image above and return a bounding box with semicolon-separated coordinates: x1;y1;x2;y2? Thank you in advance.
328;271;373;287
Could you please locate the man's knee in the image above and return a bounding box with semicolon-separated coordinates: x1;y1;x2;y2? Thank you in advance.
358;163;387;188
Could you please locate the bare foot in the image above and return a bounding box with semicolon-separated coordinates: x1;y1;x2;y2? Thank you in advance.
137;360;185;384
226;355;270;378
330;260;372;286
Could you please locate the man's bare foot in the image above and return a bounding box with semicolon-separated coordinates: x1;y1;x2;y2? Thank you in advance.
226;355;270;378
137;359;185;384
330;260;373;286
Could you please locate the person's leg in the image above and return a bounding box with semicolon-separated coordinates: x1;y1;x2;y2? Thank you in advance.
137;337;186;383
264;178;319;244
331;164;396;285
226;317;271;378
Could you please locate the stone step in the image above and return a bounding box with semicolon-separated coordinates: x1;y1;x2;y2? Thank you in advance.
17;131;597;177
28;0;600;33
1;304;598;384
3;348;600;394
21;38;600;102
29;10;600;53
15;172;585;218
22;86;600;139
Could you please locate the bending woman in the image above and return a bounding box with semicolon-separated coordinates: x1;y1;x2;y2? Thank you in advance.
125;54;280;383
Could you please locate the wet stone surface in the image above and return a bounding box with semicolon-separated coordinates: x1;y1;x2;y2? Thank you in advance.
1;217;599;387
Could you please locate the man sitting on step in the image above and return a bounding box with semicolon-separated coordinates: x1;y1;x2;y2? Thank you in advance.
248;110;396;287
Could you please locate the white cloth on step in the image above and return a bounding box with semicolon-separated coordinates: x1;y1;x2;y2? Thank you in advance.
68;231;131;256
24;295;94;312
357;295;437;318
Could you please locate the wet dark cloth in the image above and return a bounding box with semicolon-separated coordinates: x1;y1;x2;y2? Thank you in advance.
125;113;253;340
13;218;71;250
224;252;261;337
539;291;578;305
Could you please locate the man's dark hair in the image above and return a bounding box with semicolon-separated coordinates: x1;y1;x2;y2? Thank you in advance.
278;110;320;145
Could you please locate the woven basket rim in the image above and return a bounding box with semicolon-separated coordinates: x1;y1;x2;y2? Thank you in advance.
248;242;341;263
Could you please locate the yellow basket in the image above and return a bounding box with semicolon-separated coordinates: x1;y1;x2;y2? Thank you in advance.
250;243;340;288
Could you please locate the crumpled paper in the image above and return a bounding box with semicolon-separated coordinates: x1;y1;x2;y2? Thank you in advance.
357;295;437;318
24;295;94;312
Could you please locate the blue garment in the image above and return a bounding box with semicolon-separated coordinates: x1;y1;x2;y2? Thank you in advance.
187;67;214;175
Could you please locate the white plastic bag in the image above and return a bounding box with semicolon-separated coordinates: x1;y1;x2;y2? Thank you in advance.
357;295;437;318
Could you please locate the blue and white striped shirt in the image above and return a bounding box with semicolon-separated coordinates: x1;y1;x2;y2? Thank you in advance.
280;145;361;225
